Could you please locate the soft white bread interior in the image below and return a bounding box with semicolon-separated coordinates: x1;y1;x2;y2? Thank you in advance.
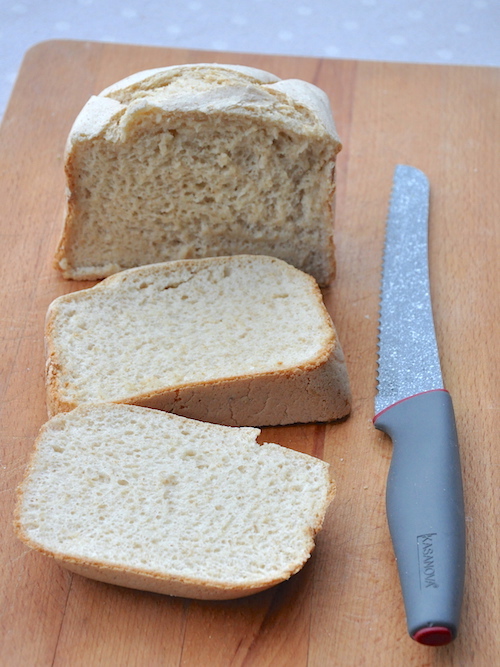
15;404;336;600
55;63;341;286
45;255;351;424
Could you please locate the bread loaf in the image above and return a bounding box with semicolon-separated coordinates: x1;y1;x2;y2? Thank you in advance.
15;404;335;599
45;255;351;424
55;63;341;286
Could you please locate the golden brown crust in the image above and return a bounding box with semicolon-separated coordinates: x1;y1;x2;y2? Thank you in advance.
15;488;334;601
45;335;350;423
13;525;319;600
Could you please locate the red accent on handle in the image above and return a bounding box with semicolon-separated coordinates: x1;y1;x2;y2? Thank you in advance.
373;389;449;423
413;626;454;646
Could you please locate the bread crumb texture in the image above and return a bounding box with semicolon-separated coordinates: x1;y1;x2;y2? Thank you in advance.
15;405;335;598
45;255;351;424
56;64;341;285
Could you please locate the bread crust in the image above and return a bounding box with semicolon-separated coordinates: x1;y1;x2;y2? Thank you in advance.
46;340;350;425
15;507;328;600
99;63;281;97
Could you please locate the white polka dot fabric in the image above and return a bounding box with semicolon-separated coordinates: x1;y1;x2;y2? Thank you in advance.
1;0;499;120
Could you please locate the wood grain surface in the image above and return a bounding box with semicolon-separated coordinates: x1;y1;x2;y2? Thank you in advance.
1;40;499;666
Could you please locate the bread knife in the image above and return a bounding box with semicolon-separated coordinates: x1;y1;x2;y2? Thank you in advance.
373;165;466;646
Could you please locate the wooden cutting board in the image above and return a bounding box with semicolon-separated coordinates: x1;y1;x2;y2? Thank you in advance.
1;40;498;666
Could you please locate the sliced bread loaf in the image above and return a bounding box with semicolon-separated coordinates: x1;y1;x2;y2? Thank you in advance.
45;255;351;424
55;63;341;286
15;404;335;599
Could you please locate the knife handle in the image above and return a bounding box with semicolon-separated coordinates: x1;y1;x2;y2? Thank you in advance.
374;389;466;646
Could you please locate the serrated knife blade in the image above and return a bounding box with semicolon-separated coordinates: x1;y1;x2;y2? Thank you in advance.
373;165;466;647
375;166;442;415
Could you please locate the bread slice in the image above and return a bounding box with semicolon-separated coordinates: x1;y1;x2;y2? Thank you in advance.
14;404;335;599
45;255;351;424
55;63;341;286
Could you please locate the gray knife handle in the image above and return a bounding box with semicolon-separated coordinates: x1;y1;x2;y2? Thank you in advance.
374;390;466;646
